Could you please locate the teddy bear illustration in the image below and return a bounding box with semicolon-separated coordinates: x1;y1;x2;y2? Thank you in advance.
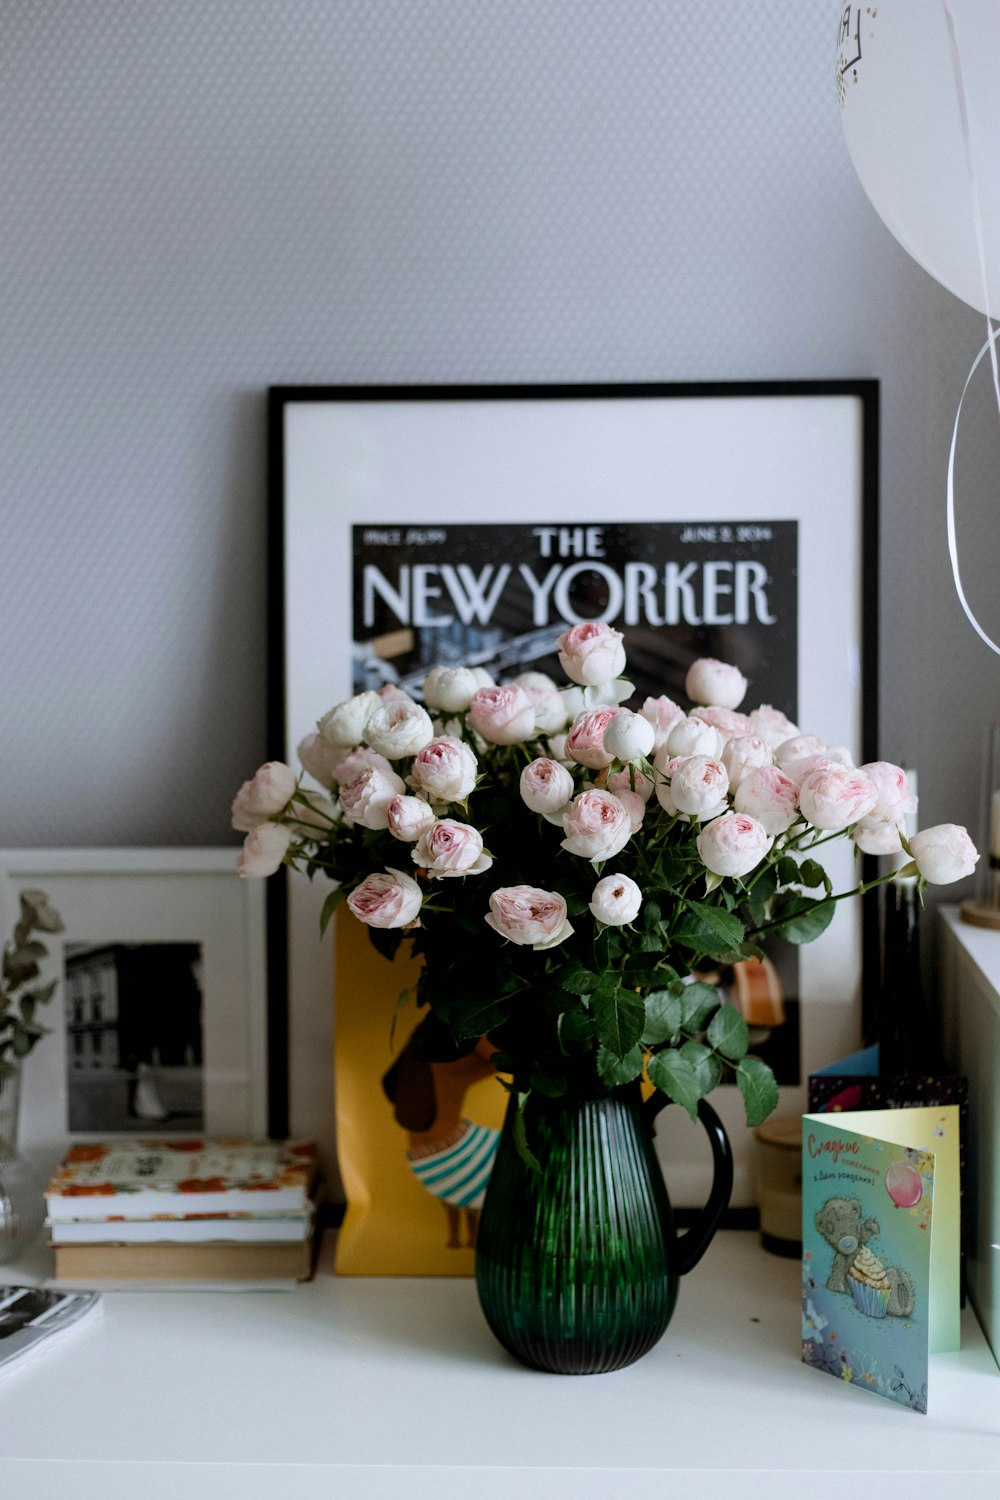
814;1196;916;1318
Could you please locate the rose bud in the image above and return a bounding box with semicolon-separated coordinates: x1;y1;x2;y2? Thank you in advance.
363;700;436;760
486;886;573;950
798;767;878;831
237;822;292;877
467;684;537;745
520;757;575;816
733;765;800;835
346;869;423;928
561;789;632;862
665;716;726;760
422;665;482;713
409;736;479;803
696;812;773;879
639;694;686;750
775;734;827;772
231;761;297;832
556;621;627;687
909;824;979;884
297;732;352;789
513;671;571;734
589;874;643;926
852;822;904;856
317;690;382;747
669;756;730;821
386;794;437;842
566;706;620;770
685;658;748;710
692;705;752;739
721;735;773;795
412;820;493;879
603;708;655;764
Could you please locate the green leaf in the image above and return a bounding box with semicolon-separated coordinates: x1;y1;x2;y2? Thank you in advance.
592;985;645;1060
679;1040;724;1096
389;988;411;1051
680;981;723;1031
529;1069;567;1098
736;1056;780;1127
647;1048;701;1122
596;1044;645;1087
557;1009;594;1049
799;859;832;896
513;1093;541;1172
773;896;836;944
643;901;661;932
641;988;683;1046
703;870;723;895
560;966;601;996
447;991;511;1039
319;886;347;936
672;902;745;961
775;855;801;887
26;980;57;1008
706;1003;749;1061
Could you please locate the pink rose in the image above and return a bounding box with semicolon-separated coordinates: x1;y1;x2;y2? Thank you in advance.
665;716;726;760
589;874;642;926
613;788;646;833
386;794;436;842
566;706;620;770
297;732;351;789
329;746;393;786
231;762;297;832
347;869;423;928
363;700;435;759
733;765;800;835
561;789;632;862
856;762;918;829
747;704;800;750
691;706;752;739
696;813;773;878
520;757;575;816
798;767;878;831
685;658;748;710
339;764;407;830
779;753;840;792
669;756;730;820
486;886;573;950
653;755;688;816
775;734;826;771
409;736;479;802
607;767;655;803
639;695;686;750
721;735;773;795
412;820;492;879
467;684;537;745
556;621;627;686
909;824;978;884
237;822;292;877
603;709;655;763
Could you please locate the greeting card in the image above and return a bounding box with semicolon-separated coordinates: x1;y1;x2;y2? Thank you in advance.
801;1104;961;1412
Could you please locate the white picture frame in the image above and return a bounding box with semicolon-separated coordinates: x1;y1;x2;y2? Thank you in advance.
270;382;879;1206
0;849;268;1181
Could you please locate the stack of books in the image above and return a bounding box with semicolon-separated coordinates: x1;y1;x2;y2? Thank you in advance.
44;1138;320;1287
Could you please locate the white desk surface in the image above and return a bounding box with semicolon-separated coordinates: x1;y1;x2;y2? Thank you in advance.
0;1229;996;1500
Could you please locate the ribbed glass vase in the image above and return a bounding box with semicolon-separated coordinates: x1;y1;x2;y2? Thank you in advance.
475;1082;731;1375
0;1067;46;1265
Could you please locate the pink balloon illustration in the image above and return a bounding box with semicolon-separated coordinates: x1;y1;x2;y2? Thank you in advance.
885;1159;923;1209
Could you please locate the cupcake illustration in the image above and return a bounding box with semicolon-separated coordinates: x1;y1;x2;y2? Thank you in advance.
847;1246;892;1318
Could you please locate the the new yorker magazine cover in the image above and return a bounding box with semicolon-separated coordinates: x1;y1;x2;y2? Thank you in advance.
802;1116;935;1411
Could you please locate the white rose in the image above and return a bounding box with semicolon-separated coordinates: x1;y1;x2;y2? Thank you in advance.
639;694;686;750
685;658;748;710
422;665;482;713
231;761;297;832
747;704;800;750
486;886;573;950
237;822;291;877
520;757;575;816
328;746;393;786
852;822;903;856
909;824;979;884
603;709;655;763
607;767;655;803
665;716;726;760
856;762;918;829
653;754;688;817
347;869;423;928
386;794;436;842
339;764;407;829
513;671;571;734
297;732;351;788
775;734;826;771
696;813;773;878
613;788;646;832
556;621;627;686
409;735;479;802
589;874;642;926
561;789;633;862
721;735;773;795
412;820;492;879
317;690;382;747
798;767;878;831
669;756;730;820
363;700;436;759
733;765;800;835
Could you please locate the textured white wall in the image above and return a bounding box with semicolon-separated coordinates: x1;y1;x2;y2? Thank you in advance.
2;3;998;1136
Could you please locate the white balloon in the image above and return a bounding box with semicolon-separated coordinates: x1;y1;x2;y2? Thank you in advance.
837;0;1000;316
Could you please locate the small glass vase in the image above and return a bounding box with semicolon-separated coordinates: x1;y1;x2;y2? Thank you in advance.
0;1066;46;1265
474;1081;732;1374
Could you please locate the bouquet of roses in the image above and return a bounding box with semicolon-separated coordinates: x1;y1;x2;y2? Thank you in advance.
233;623;977;1131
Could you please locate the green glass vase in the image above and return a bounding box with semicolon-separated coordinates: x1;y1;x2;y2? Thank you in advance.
474;1083;732;1374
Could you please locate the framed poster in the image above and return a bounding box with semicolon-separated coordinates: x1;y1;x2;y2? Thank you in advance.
270;383;879;1212
0;849;270;1183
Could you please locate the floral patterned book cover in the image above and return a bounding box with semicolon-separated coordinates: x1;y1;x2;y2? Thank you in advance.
45;1139;318;1220
801;1106;961;1412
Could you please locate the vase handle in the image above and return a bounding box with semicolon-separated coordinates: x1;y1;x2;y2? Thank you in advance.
643;1092;734;1276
